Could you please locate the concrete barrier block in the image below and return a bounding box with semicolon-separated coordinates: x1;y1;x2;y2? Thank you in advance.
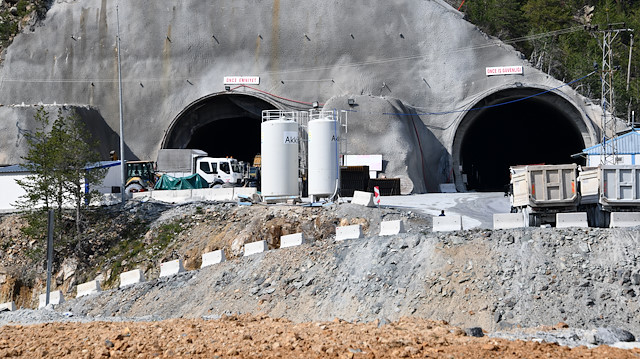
119;269;146;288
198;188;234;202
76;280;101;298
433;215;462;232
0;301;15;312
556;212;588;228
131;191;152;199
352;191;375;207
336;224;363;241
152;189;193;203
610;212;640;228
439;183;457;193
189;188;208;201
233;187;258;200
379;220;405;236
38;290;65;308
493;213;525;230
159;259;186;277
201;249;226;268
280;233;306;248
244;240;268;256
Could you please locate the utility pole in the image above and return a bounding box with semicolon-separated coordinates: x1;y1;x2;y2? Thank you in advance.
116;5;126;204
588;23;634;165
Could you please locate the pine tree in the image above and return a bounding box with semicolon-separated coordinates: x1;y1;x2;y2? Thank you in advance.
16;107;106;243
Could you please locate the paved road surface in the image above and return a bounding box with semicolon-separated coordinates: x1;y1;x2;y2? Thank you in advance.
377;192;510;229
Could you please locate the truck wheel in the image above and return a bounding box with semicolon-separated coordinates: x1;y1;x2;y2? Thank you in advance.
529;214;540;227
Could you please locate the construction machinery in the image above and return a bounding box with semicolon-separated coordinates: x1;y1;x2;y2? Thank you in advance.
156;149;244;187
125;160;158;194
508;164;580;226
578;165;640;227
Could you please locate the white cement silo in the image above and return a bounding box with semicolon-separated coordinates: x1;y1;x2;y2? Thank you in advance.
261;117;299;197
308;116;340;199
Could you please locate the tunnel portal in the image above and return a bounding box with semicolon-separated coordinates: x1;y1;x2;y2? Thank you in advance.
163;94;277;163
455;88;587;192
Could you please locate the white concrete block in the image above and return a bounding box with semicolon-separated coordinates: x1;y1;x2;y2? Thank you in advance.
233;187;258;200
201;249;226;268
351;191;375;207
198;188;234;201
244;240;268;256
433;215;462;232
379;220;405;236
119;269;146;288
439;183;457;193
131;191;152;199
76;280;101;298
0;301;15;312
280;233;306;248
336;224;363;241
556;212;588;228
38;290;65;308
493;213;525;230
189;188;208;201
152;189;193;203
610;212;640;228
159;259;186;277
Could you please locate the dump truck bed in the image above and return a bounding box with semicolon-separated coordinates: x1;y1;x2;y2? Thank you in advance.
510;164;579;209
599;165;640;209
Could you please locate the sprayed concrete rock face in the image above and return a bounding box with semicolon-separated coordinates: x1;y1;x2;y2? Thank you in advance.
0;0;605;192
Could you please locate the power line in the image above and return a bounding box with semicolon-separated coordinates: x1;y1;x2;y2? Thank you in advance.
380;71;596;117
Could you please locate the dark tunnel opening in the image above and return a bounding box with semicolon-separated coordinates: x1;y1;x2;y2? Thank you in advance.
459;94;586;192
187;117;261;163
165;94;277;163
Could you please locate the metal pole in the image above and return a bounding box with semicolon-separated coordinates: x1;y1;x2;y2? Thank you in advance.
45;209;54;306
627;33;634;92
117;5;126;204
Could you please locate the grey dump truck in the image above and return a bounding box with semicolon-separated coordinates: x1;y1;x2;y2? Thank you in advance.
578;165;640;227
509;164;579;226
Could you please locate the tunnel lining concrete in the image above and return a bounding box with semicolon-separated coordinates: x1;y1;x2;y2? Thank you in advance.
451;86;598;191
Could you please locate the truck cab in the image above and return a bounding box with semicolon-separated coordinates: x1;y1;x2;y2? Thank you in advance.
196;157;243;186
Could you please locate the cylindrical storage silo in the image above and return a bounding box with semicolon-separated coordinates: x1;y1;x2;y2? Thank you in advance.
308;116;340;198
261;118;299;197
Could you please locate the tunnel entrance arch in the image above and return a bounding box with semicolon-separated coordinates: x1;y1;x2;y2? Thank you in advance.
162;93;278;163
452;87;595;192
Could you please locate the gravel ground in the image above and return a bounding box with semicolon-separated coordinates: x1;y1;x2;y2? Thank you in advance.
0;315;638;358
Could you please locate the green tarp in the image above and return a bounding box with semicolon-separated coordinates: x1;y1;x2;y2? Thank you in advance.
154;173;208;190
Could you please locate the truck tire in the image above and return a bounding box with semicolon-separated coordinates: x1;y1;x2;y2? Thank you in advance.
529;213;540;227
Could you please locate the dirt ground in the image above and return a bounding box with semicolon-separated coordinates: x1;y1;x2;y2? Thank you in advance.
0;315;637;358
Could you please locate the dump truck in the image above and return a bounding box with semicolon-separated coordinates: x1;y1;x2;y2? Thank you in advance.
509;164;580;226
578;165;640;227
156;149;244;187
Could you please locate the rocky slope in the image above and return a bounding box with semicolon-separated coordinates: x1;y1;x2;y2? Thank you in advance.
1;198;640;352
